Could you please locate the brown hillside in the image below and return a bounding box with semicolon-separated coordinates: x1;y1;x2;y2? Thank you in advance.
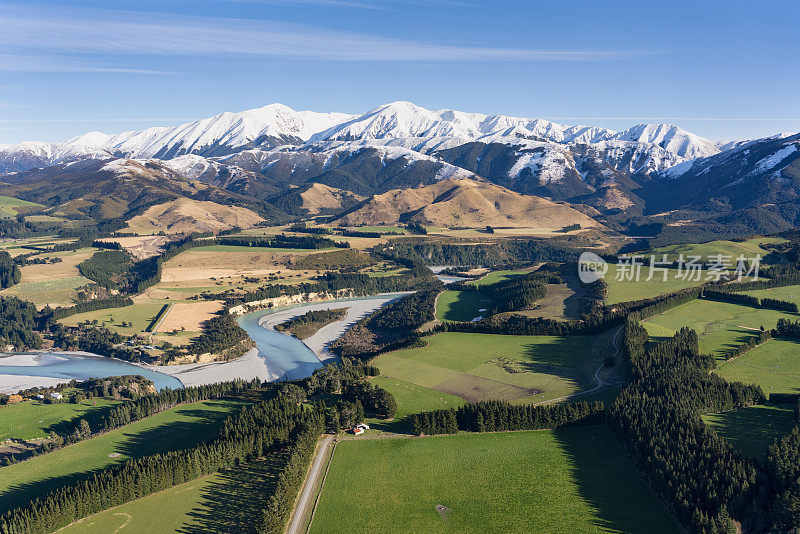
334;178;603;230
126;198;264;234
299;183;365;215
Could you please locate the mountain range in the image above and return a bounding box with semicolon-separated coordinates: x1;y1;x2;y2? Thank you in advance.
0;101;798;244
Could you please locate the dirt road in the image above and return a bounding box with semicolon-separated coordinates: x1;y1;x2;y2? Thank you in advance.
534;325;623;406
285;434;334;534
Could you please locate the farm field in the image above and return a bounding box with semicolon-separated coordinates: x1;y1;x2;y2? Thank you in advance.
60;302;168;335
466;269;528;287
58;454;286;534
0;196;42;218
603;264;707;305
435;290;490;322
367;376;465;432
0;398;248;513
641;298;797;358
714;338;800;395
1;247;98;308
646;237;785;263
515;274;584;321
0;398;119;442
311;427;681;534
743;284;800;308
703;403;796;459
372;332;602;403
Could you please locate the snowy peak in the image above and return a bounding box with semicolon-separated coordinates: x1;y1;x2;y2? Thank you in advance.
610;123;719;159
102;103;355;159
313;100;616;145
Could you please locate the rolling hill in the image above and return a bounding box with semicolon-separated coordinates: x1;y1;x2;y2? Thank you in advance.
333;177;603;230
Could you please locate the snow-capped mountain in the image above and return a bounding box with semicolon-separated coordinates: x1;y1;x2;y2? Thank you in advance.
0;101;724;175
0;104;354;172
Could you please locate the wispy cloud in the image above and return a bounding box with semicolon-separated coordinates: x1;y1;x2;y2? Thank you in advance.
548;116;800;121
0;4;653;67
0;118;191;123
0;55;171;74
210;0;473;9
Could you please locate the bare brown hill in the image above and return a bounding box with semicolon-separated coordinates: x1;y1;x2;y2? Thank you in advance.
333;178;603;230
125;198;264;234
299;183;365;215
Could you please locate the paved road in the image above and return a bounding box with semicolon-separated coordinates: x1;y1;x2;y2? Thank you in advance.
286;434;334;534
534;325;623;406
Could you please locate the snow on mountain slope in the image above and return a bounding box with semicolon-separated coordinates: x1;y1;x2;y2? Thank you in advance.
609;123;719;159
313;101;615;145
0;104;355;172
101;104;354;159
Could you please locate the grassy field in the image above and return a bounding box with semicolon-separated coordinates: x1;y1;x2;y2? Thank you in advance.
0;398;119;442
743;284;800;308
311;427;680;533
466;269;528;287
604;264;708;305
0;398;248;513
2;276;93;308
366;376;466;432
703;403;796;459
59;454;286;534
0;247;97;308
435;290;490;322
60;302;169;335
641;299;797;358
372;332;602;403
0;196;42;218
646;237;785;263
714;338;800;395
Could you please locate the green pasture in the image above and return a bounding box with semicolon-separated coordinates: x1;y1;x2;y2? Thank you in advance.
0;196;42;218
714;338;800;395
311;427;680;533
0;398;248;513
372;332;600;404
60;302;169;335
641;298;797;358
466;269;528;287
435;290;490;322
0;398;119;442
58;454;286;534
703;403;796;459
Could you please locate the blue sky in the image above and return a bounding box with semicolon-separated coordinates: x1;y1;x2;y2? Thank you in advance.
0;0;798;144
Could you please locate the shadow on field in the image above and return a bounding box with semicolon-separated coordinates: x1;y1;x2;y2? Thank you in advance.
705;403;797;459
552;426;677;533
0;404;239;515
178;454;287;534
560;274;587;320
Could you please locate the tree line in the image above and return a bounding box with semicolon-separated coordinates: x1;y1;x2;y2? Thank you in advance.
701;289;798;312
411;399;604;435
0;393;323;534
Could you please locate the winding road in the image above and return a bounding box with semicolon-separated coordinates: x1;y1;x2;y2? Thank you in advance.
533;324;623;406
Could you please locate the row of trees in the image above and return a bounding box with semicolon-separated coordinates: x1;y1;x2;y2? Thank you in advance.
8;379;263;465
702;290;798;312
411;400;604;435
722;328;772;360
0;394;323;534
